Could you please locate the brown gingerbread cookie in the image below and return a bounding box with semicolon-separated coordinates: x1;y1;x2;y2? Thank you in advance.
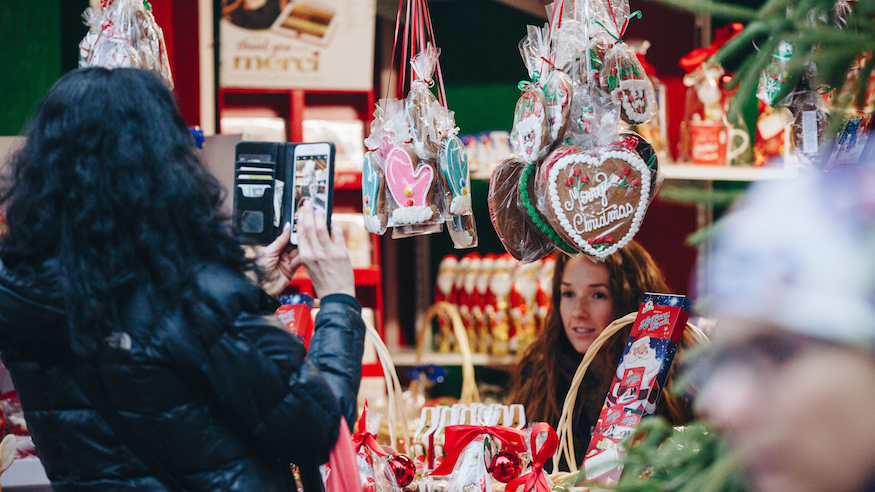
510;88;550;163
542;147;652;259
362;151;388;233
488;156;555;262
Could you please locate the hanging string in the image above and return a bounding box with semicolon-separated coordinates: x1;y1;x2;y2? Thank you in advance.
388;0;404;100
421;0;449;109
620;10;642;38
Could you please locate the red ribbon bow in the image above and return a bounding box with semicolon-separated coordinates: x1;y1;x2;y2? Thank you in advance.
679;23;744;73
505;423;558;492
351;404;387;457
430;425;526;476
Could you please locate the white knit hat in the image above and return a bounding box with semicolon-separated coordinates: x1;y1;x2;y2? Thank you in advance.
708;162;875;349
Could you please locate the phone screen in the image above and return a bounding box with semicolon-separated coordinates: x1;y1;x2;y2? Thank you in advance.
291;149;331;244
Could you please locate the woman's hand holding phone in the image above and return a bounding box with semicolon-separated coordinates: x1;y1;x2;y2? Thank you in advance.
255;222;297;297
290;200;355;298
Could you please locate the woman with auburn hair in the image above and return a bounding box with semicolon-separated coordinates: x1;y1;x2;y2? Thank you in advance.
509;241;694;466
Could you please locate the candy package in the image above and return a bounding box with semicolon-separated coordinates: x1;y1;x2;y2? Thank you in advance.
79;0;173;88
430;406;526;492
563;80;621;149
511;27;553;163
788;89;831;170
757;41;795;108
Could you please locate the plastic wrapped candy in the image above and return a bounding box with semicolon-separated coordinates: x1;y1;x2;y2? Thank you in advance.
79;0;173;88
351;404;406;492
383;143;441;228
506;423;558;492
563;81;621;149
429;407;527;492
488;155;556;263
519;24;574;148
352;404;386;491
757;41;795;108
362;151;389;235
788;89;831;170
408;44;453;161
446;214;479;250
438;136;472;216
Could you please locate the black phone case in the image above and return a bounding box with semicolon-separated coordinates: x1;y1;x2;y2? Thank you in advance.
233;141;335;245
233;141;296;244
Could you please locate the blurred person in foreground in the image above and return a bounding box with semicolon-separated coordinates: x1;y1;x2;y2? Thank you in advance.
0;67;363;491
697;160;875;492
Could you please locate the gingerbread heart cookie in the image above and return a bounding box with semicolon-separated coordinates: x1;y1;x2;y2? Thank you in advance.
618;132;659;199
488;156;555;263
543;148;651;258
510;87;550;163
385;145;439;226
362;151;388;233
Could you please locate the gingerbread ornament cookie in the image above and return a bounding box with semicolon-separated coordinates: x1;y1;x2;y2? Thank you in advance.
385;145;440;226
362;151;388;234
439;136;472;215
601;43;656;125
544;71;574;145
510;87;550;163
488;156;555;262
543;147;651;258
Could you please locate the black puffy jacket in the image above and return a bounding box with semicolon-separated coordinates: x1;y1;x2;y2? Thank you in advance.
0;261;365;491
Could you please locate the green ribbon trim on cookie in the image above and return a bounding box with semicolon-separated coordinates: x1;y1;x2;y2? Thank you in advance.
518;163;577;253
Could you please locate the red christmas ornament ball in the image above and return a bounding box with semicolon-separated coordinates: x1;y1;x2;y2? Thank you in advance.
386;453;416;487
489;451;522;483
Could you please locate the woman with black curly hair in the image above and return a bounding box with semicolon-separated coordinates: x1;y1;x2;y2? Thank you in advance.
0;67;363;491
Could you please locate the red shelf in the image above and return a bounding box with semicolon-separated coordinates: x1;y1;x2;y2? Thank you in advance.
335;171;363;190
288;267;382;289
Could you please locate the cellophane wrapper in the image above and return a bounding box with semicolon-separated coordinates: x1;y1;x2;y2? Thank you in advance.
563;81;620;150
79;0;173;88
600;42;657;126
408;44;451;161
757;41;795;108
488;156;555;263
787;88;831;170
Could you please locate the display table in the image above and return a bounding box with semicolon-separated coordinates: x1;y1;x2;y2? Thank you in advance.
0;457;50;491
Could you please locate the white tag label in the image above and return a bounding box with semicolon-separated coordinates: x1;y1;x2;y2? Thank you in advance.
802;110;818;154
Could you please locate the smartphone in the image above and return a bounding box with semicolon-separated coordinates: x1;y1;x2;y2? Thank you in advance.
290;142;335;245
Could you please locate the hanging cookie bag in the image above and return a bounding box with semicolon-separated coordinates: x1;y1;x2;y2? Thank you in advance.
591;0;656;126
510;29;553;164
364;0;478;248
79;0;173;88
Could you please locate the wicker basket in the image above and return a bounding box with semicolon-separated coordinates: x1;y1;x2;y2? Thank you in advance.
415;301;481;405
363;319;412;454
